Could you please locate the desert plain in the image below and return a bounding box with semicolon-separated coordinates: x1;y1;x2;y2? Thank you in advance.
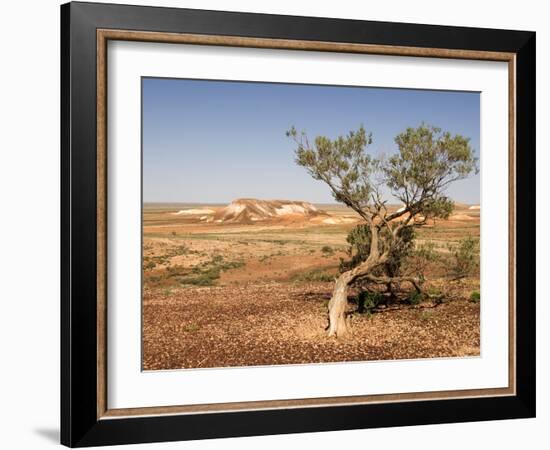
142;199;481;370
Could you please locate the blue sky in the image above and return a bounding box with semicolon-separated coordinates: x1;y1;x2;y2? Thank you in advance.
142;78;480;204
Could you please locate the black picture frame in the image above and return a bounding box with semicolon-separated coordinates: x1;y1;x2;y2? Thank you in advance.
61;1;536;447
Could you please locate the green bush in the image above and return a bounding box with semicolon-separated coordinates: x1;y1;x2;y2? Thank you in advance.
357;291;383;313
407;290;423;305
418;310;434;321
321;245;334;256
166;264;186;277
407;241;440;278
339;224;415;277
447;236;479;279
470;291;480;303
143;260;156;271
293;268;334;283
178;270;219;286
177;256;245;286
427;287;442;296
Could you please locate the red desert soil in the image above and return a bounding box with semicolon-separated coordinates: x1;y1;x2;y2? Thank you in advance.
142;282;480;370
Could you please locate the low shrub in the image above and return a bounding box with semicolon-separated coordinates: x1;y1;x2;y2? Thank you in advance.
418;310;434;321
143;260;156;271
427;287;442;296
177;256;245;286
405;241;440;278
447;236;479;279
357;291;383;313
178;270;219;286
407;290;423;305
183;323;200;332
470;291;480;303
293;268;335;283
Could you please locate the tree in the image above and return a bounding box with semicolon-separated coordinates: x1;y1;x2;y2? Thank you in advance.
287;124;478;337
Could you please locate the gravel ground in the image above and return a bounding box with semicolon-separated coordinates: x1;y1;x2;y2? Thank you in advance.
142;282;480;370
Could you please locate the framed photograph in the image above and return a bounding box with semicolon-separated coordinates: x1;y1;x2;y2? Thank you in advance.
61;2;535;447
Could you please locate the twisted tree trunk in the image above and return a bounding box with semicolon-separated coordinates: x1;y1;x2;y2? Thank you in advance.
327;273;352;337
327;222;384;337
327;267;428;337
327;259;380;337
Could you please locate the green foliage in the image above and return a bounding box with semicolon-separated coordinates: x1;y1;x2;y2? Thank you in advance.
143;244;198;271
414;242;439;261
270;239;290;245
418;310;434;321
172;256;245;286
288;123;477;222
183;323;200;332
339;224;372;272
385;226;415;277
321;245;334;256
407;241;440;278
339;224;415;277
343;226;367;270
287;125;376;208
427;287;442;297
357;291;383;314
470;291;480;303
385;124;478;219
407;290;423;305
293;268;334;283
143;260;156;271
178;268;220;286
420;197;455;220
447;236;479;279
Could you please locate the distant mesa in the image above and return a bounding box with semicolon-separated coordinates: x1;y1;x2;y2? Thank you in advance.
173;208;215;216
170;199;479;225
448;213;476;221
213;198;327;224
453;201;469;209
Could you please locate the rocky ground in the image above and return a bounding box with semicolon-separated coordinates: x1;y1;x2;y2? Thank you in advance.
142;281;480;370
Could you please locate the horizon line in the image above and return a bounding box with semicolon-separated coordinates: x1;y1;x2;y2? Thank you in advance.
143;199;480;205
